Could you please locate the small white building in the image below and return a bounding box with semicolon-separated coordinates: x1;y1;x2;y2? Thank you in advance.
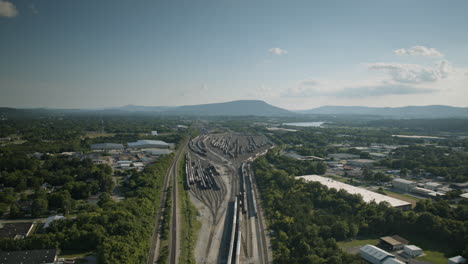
404;245;423;257
151;131;158;136
449;256;467;264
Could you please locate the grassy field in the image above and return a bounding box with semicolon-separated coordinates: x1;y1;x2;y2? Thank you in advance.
178;154;201;264
408;236;454;264
383;190;422;207
418;250;448;264
337;238;379;249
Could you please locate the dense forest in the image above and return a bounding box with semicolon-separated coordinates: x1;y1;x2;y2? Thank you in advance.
378;145;468;182
0;116;189;263
253;155;468;264
0;154;173;264
0;154;113;217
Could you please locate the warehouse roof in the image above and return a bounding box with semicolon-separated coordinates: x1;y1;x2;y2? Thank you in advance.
299;175;411;208
360;244;393;261
0;223;33;239
381;236;403;246
405;245;422;251
392;178;415;184
128;140;169;147
382;258;405;264
448;256;467;263
0;249;57;264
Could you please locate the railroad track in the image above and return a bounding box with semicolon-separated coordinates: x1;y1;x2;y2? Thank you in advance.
147;138;188;264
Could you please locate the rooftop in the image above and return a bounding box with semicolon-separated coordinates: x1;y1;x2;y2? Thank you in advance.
382;258;405;264
0;223;33;239
448;256;467;263
360;244;393;261
128;140;169;147
393;178;415;184
0;249;57;264
381;236;403;246
299;175;411;208
405;245;422;251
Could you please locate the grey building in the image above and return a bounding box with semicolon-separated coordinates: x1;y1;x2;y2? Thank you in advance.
128;140;169;149
392;178;417;193
0;249;58;264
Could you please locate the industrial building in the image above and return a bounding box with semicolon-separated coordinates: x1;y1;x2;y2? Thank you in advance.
448;256;467;264
127;140;169;149
403;245;423;257
142;148;172;155
392;178;417;193
411;187;445;198
0;223;34;239
347;159;375;167
379;236;408;251
359;245;404;264
298;175;412;210
90;143;124;151
0;249;58;264
424;182;442;191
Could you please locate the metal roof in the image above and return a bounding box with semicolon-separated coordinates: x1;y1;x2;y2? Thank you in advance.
449;256;467;263
381;236;403;246
404;245;422;251
392;178;415;184
383;258;405;264
128;140;169;147
299;175;411;208
360;244;393;261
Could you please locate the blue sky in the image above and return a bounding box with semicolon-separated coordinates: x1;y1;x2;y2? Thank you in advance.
1;0;467;109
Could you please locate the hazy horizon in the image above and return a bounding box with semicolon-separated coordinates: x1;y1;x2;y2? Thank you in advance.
1;0;468;110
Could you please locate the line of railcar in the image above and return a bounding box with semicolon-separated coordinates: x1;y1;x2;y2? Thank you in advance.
185;153;219;190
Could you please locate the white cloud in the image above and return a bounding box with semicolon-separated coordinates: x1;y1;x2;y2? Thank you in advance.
394;45;443;57
367;61;452;83
268;47;288;55
284;78;435;98
0;0;17;17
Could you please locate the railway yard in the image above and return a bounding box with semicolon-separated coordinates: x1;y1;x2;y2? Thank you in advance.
186;130;273;264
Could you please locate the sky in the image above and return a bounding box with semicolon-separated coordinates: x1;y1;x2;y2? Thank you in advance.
1;0;468;110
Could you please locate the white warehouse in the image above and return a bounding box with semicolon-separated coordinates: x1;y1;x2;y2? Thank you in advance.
360;245;405;264
299;175;412;210
128;140;169;149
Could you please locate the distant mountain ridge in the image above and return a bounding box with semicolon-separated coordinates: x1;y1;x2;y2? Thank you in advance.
162;100;292;116
298;105;468;118
2;102;468;118
1;100;293;117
